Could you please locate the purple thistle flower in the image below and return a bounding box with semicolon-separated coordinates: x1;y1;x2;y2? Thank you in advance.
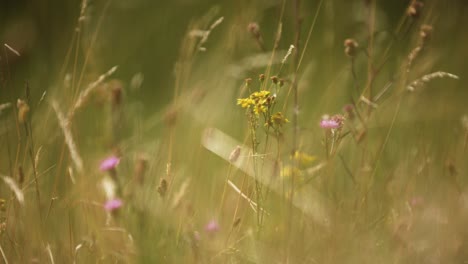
100;156;120;171
204;219;220;233
104;198;123;212
320;115;345;129
320;119;341;129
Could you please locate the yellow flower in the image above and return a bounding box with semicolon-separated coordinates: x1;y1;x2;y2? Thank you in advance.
237;98;254;108
292;151;316;167
253;104;267;115
281;165;303;178
251;90;270;99
238;90;274;115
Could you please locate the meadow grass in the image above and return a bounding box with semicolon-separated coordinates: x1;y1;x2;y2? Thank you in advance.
1;0;467;263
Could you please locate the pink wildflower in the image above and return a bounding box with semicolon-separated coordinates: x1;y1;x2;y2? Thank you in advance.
320;119;340;129
104;198;123;212
204;219;220;233
320;115;345;129
100;156;120;171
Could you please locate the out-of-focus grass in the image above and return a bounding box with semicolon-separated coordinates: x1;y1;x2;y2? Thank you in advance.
1;0;468;263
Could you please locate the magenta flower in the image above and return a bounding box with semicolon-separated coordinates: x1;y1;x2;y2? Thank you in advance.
320;119;340;129
100;156;120;171
204;219;220;233
320;115;345;129
104;198;123;212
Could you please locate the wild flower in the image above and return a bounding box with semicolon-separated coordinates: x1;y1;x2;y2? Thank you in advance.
292;151;316;167
320;118;340;129
320;115;345;158
237;98;255;108
100;156;121;196
99;156;120;172
204;219;220;233
237;90;274;115
236;75;289;229
104;198;123;212
237;90;275;115
281;165;303;178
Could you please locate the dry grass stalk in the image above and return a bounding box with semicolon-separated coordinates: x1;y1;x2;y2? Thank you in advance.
202;128;330;226
51;100;84;172
2;176;24;205
227;180;265;214
17;165;24;187
4;43;20;56
407;71;459;91
46;244;55;264
34;146;43;170
70;65;118;117
0;244;8;264
171;179;190;209
190;16;224;52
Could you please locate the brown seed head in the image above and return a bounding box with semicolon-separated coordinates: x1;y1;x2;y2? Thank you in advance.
407;1;424;18
419;24;433;42
279;79;285;87
259;74;265;82
344;38;359;57
247;22;261;38
270;76;278;84
343;104;355;120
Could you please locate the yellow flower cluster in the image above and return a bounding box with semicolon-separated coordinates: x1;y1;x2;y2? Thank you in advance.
237;90;274;115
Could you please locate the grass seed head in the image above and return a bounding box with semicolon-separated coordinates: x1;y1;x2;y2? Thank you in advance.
17;99;30;124
157;178;168;198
